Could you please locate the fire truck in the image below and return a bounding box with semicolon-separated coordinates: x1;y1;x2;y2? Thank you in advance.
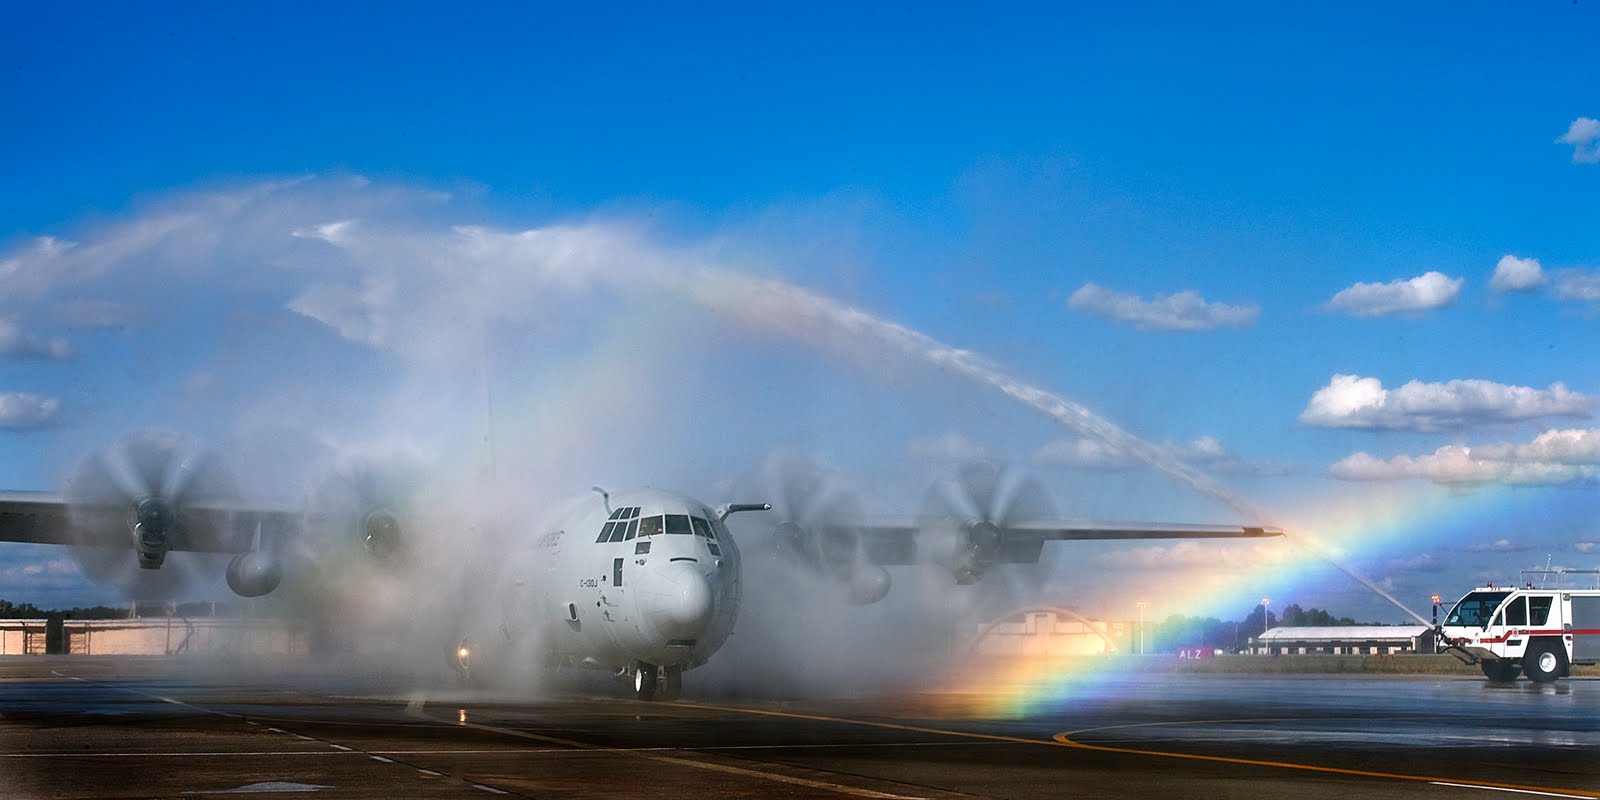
1437;580;1600;683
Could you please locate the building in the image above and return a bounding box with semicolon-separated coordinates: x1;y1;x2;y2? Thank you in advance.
62;618;308;656
971;607;1120;657
0;619;49;655
1251;625;1435;655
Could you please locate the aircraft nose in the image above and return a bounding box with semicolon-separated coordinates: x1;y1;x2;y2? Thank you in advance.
640;562;714;631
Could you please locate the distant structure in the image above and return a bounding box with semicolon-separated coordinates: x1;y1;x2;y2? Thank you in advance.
62;618;307;656
0;619;48;654
1251;625;1434;656
971;607;1121;657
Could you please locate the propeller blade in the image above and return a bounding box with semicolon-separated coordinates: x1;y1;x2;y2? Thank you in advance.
62;430;236;600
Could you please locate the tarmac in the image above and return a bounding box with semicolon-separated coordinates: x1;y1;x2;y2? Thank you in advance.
1;656;1597;799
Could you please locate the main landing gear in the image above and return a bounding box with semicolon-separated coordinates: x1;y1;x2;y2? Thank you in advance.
632;663;683;701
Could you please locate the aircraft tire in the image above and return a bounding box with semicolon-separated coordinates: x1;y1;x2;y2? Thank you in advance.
661;666;682;701
1479;660;1519;682
1523;641;1566;684
634;663;659;700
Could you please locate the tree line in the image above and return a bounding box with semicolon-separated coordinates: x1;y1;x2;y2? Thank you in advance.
1140;603;1383;654
0;599;240;620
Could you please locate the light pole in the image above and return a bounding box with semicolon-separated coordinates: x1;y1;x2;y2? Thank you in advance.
1430;594;1442;652
1136;600;1148;655
1261;597;1271;650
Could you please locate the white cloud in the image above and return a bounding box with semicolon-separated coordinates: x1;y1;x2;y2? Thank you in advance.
0;317;72;360
293;219;357;245
1066;283;1259;331
0;392;61;429
904;433;991;462
1510;428;1600;464
1552;269;1600;303
0;555;81;586
1490;254;1545;293
1169;436;1296;477
1328;428;1600;488
1557;117;1600;164
1300;374;1590;432
1466;538;1538;554
1386;553;1444;572
1325;271;1462;317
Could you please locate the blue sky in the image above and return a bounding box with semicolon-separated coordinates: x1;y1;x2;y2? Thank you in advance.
2;2;1598;619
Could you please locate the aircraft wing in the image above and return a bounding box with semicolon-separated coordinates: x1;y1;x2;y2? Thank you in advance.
851;517;1283;566
0;490;294;554
0;492;78;546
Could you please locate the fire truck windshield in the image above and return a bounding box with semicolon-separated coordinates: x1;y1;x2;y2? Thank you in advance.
1444;590;1512;628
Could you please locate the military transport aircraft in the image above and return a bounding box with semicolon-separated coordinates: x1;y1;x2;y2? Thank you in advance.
0;432;1281;700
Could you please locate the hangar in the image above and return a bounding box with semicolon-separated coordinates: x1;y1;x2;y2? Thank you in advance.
1252;625;1435;655
62;618;307;656
970;607;1122;657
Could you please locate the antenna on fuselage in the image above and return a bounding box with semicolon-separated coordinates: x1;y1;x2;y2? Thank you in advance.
591;486;612;514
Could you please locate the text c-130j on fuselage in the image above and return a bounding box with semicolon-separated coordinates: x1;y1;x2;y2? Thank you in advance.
0;435;1283;701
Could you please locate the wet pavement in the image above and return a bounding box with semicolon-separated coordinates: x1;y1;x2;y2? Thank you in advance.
0;657;1596;799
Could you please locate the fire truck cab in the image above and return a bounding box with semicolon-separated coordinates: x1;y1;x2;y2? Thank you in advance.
1438;585;1600;683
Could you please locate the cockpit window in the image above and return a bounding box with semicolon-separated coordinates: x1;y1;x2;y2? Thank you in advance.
607;508;624;521
1444;591;1510;627
624;506;640;519
607;522;628;543
595;521;618;543
624;518;639;540
665;514;692;535
710;516;730;542
691;516;713;539
639;516;663;537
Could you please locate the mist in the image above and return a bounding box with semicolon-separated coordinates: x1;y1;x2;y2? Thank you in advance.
0;175;1311;697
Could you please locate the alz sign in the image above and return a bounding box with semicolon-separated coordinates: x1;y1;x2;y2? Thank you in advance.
1176;647;1215;659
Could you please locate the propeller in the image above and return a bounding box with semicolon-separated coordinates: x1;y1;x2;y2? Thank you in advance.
918;461;1056;610
64;430;237;600
756;454;891;605
298;455;419;568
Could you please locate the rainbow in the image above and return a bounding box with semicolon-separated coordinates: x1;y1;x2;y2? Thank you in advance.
934;481;1553;718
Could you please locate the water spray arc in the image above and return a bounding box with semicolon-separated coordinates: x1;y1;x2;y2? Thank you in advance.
686;272;1433;628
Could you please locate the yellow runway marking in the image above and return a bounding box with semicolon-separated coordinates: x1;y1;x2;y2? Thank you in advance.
685;701;1600;799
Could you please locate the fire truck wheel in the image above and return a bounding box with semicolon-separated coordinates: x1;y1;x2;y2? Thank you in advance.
1480;660;1519;682
1523;642;1566;684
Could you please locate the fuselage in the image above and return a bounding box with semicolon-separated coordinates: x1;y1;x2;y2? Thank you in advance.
525;488;742;674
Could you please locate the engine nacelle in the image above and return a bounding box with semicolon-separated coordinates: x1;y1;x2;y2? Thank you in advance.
360;509;402;560
845;565;892;605
225;551;283;597
949;521;1001;585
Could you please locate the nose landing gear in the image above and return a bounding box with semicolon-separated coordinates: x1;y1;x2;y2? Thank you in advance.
633;663;658;700
631;663;683;701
